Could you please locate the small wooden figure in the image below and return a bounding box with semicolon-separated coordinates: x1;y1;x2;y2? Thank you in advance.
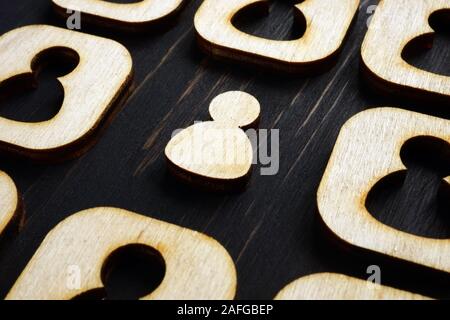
6;207;236;300
165;91;260;191
194;0;359;73
275;273;430;300
361;0;450;104
52;0;186;31
0;25;133;161
317;108;450;274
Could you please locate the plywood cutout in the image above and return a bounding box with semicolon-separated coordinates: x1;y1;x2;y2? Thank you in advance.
165;91;260;191
0;170;22;240
275;273;430;300
317;108;450;274
52;0;186;31
194;0;359;73
0;25;133;161
361;0;450;104
6;207;236;300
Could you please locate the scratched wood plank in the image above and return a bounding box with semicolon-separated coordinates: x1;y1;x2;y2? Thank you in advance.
0;0;450;299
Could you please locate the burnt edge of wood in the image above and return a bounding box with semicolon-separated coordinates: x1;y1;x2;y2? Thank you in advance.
165;155;253;193
51;1;189;33
316;197;450;293
359;32;450;107
195;6;358;75
0;193;25;248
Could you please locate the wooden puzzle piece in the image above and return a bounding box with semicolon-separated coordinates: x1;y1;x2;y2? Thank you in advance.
361;0;450;104
165;91;260;191
194;0;359;73
0;25;133;161
0;170;22;240
317;108;450;274
6;207;236;300
274;273;430;300
52;0;186;31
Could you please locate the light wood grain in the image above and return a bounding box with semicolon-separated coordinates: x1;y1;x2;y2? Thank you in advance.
0;25;133;160
52;0;186;31
0;170;20;238
317;108;450;274
194;0;359;73
361;0;450;103
275;273;430;300
165;91;260;191
6;207;236;300
3;0;450;300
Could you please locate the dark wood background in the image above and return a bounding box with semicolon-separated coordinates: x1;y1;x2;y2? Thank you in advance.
0;0;450;299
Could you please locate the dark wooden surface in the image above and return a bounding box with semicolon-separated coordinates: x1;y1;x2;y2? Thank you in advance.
1;0;450;299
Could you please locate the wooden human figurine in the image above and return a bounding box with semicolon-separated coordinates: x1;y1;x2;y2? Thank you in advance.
165;91;260;191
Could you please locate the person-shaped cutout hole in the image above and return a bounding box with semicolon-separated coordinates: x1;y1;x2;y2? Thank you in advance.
6;208;237;300
195;0;359;73
0;48;79;123
366;136;450;239
0;25;133;161
73;244;166;300
165;91;260;192
402;10;450;78
231;0;306;41
317;108;450;274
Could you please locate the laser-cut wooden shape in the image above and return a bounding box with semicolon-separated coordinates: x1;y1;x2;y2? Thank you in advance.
317;108;450;274
275;273;430;300
0;25;133;161
6;207;237;300
52;0;186;31
0;170;22;239
361;0;450;104
194;0;359;73
165;91;260;191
